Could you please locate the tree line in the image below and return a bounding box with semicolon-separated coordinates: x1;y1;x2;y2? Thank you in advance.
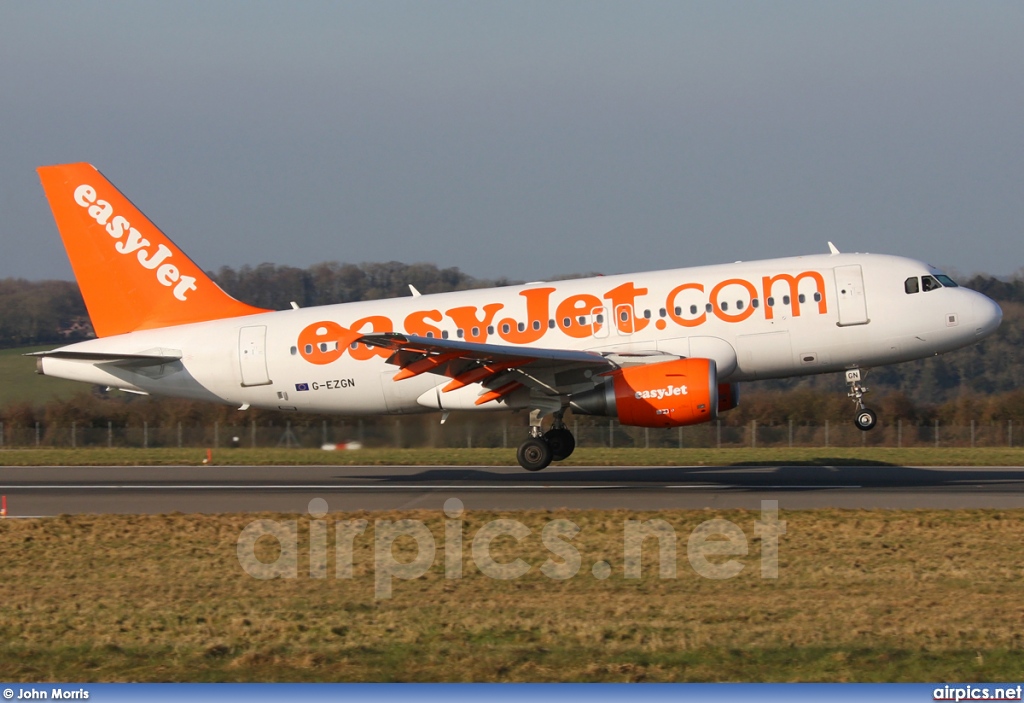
2;262;1023;424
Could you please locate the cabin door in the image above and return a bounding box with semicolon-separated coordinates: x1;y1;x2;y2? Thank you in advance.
239;325;272;387
834;265;869;326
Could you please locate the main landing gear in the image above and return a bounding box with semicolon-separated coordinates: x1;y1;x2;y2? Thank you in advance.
516;410;576;471
845;368;877;431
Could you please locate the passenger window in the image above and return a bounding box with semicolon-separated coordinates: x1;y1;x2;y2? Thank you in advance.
595;314;603;323
457;329;464;338
689;305;696;315
705;303;714;313
720;301;729;311
532;320;541;331
487;326;494;335
548;319;556;329
658;308;666;318
813;292;821;302
643;309;651;319
767;297;775;307
752;299;760;308
798;294;806;304
783;295;791;305
905;277;919;294
502;323;510;334
620;310;629;322
922;275;941;292
936;275;959;288
442;330;449;339
517;322;525;332
472;327;479;337
736;300;744;311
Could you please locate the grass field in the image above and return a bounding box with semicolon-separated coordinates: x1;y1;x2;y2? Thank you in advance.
0;446;1023;466
0;345;84;406
2;508;1023;682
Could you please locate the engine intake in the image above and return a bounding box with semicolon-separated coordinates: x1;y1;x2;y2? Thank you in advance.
718;382;740;413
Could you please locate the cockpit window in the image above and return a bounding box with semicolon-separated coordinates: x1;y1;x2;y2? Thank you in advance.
922;275;942;292
905;277;919;294
935;274;958;288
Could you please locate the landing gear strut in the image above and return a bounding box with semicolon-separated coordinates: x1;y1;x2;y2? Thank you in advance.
845;368;877;431
516;409;576;471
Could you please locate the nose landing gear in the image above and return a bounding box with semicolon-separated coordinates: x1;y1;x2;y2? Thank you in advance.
855;408;877;431
846;368;877;431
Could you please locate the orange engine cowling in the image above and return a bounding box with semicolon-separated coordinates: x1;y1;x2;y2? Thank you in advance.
570;358;719;428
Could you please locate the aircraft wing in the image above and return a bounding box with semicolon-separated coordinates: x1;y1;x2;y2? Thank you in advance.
359;332;619;405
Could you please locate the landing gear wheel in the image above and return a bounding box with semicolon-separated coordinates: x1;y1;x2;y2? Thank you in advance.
855;408;877;431
543;428;576;461
517;438;553;471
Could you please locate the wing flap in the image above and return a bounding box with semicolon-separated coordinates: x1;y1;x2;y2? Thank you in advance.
360;332;617;399
361;333;613;367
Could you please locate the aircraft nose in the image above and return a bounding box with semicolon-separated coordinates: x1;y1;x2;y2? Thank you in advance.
972;294;1002;339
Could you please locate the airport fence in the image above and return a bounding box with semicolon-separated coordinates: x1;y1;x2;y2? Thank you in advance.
0;417;1018;450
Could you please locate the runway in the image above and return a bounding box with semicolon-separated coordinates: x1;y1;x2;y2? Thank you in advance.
2;464;1024;515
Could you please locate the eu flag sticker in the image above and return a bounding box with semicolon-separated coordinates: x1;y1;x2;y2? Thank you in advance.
295;383;310;391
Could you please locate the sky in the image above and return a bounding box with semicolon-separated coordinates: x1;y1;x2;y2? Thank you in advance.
2;1;1023;283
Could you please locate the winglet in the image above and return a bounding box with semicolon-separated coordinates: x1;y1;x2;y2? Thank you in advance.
37;163;270;337
827;241;841;255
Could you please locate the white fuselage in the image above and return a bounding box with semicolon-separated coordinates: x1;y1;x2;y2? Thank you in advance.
39;252;1003;415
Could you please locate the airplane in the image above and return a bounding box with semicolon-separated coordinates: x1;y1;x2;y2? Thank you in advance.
32;163;1003;470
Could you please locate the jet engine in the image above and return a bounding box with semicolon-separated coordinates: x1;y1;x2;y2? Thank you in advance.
570;358;722;428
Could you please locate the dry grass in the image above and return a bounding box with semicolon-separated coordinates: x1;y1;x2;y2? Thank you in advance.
2;509;1024;681
1;446;1023;466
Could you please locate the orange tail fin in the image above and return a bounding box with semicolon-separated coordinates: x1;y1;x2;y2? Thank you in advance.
37;163;269;337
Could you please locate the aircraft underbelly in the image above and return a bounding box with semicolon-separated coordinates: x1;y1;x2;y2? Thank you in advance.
736;331;793;379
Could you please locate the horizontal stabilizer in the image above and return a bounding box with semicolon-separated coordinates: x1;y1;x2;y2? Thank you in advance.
27;349;182;367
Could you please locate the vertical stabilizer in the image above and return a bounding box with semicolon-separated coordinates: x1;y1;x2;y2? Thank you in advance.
37;163;269;337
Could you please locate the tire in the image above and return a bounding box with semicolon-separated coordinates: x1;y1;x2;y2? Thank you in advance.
543;428;576;461
855;408;877;431
517;437;553;471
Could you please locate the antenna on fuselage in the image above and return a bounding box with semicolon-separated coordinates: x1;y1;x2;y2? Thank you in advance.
827;242;841;255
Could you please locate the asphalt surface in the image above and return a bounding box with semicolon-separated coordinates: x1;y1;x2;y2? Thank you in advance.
2;464;1024;515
